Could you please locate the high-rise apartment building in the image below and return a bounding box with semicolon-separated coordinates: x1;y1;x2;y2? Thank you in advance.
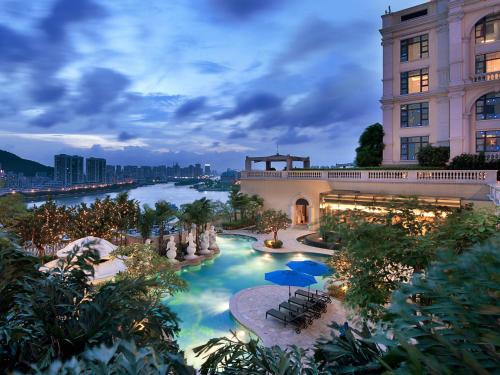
381;0;500;164
54;154;84;186
86;157;106;183
204;164;211;176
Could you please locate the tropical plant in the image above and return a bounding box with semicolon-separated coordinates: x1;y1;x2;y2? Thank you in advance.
256;209;291;246
154;200;177;255
0;193;27;229
138;204;156;243
112;243;187;295
417;145;450;167
354;123;384;167
178;198;213;247
0;238;191;373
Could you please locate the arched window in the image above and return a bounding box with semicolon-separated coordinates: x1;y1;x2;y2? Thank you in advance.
475;13;500;44
296;198;309;206
476;92;500;120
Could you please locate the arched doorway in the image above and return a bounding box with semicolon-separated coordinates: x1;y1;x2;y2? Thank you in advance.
295;198;309;224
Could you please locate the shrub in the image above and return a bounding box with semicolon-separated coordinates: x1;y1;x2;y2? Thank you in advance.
264;239;283;248
417;145;449;167
448;152;486;169
355;123;384;167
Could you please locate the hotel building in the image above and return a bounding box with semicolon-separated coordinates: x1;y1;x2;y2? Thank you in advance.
239;0;499;227
381;0;500;164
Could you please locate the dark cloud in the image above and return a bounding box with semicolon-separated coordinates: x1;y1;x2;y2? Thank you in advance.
30;109;68;128
174;96;207;118
228;129;247;139
39;0;107;42
117;131;138;141
275;17;374;67
0;25;36;67
30;83;66;104
251;64;378;131
216;92;282;120
275;130;312;145
207;0;284;20
192;60;230;74
75;68;131;115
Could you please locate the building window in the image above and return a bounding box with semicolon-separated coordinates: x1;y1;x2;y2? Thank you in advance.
475;13;500;44
401;136;429;160
400;68;429;95
475;52;500;74
476;130;500;152
401;102;429;127
400;34;429;62
476;92;500;120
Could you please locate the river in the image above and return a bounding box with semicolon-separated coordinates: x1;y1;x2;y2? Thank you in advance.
28;183;229;208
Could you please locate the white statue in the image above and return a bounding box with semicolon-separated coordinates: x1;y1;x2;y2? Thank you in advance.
166;236;178;263
208;225;219;252
145;239;152;245
185;231;198;260
199;231;211;255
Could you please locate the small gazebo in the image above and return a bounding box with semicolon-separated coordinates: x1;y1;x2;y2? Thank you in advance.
245;153;310;171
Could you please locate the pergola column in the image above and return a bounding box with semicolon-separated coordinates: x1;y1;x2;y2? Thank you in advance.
286;158;293;170
265;160;272;170
245;157;252;171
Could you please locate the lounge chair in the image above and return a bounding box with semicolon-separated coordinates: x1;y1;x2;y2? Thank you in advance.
265;308;306;333
279;302;315;323
289;296;327;314
295;289;332;303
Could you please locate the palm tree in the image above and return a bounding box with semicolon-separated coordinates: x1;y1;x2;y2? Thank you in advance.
154;200;177;255
179;198;213;248
138;205;156;243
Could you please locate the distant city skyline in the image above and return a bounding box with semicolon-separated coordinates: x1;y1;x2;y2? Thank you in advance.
0;0;423;170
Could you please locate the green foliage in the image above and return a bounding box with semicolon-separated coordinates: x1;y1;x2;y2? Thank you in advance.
0;239;191;373
0;193;27;229
228;188;264;223
154;200;177;254
138;204;156;242
417;145;450;167
381;236;500;374
112;243;187;295
256;209;291;242
448;152;500;170
194;333;313;375
31;340;194;375
354;123;384;167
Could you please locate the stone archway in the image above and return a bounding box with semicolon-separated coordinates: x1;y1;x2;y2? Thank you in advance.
294;198;310;225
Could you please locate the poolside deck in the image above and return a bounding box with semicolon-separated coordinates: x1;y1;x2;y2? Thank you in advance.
225;227;334;256
230;285;348;350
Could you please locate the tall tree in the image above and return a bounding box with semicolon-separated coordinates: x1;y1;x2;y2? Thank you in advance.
138;205;156;243
354;123;384;167
154;200;177;255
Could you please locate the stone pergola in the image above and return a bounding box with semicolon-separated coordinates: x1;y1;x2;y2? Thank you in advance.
245;154;310;171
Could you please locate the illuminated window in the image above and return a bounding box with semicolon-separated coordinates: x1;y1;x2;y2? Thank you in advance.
476;130;500;152
400;34;428;62
475;52;500;74
476;92;500;120
401;102;429;127
401;136;429;160
475;13;500;44
401;68;429;95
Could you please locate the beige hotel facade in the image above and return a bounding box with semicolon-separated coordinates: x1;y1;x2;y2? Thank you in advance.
382;0;500;164
240;0;499;227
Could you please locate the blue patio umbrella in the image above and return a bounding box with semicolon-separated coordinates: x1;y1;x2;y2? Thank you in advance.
286;260;330;276
265;269;317;297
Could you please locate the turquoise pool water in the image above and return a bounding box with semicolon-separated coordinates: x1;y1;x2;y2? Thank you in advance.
166;234;330;366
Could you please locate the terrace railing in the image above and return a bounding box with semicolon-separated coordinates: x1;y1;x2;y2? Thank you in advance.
240;169;498;184
473;70;500;82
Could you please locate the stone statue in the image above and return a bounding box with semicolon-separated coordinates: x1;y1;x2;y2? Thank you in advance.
185;231;198;260
145;239;152;245
166;236;178;263
209;225;219;252
199;231;211;255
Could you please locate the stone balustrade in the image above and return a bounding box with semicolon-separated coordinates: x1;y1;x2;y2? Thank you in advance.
473;70;500;82
240;169;498;184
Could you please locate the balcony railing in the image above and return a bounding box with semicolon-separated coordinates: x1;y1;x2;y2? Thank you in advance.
473;70;500;82
240;169;498;184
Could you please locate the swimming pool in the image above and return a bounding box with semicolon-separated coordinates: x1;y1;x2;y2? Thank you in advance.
166;234;330;367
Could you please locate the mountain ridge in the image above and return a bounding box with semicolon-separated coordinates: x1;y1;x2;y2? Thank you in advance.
0;150;53;177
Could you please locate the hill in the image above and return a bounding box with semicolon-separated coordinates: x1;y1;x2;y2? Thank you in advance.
0;150;53;177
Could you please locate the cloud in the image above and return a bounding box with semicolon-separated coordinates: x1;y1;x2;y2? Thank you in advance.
174;96;207;118
117;131;138;141
192;60;230;74
275;130;312;145
30;109;69;128
275;17;374;67
206;0;284;20
30;83;66;104
216;92;282;120
39;0;107;42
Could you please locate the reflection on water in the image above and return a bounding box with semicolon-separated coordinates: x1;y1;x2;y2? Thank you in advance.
28;183;229;208
168;235;330;367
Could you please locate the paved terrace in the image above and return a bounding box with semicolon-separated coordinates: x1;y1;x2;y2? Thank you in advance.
230;285;348;350
225;227;334;256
